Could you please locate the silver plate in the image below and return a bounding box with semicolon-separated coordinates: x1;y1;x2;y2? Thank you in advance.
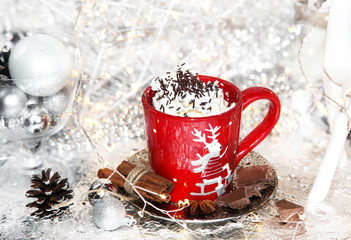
124;149;278;223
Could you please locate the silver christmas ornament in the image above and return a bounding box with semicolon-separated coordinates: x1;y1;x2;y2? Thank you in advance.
88;179;117;206
92;196;126;231
21;106;50;135
42;87;70;115
0;86;27;119
27;96;40;109
8;34;72;96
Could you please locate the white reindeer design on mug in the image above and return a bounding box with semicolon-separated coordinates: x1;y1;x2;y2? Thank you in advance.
191;124;226;175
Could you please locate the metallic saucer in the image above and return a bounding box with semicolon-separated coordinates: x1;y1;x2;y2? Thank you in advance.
124;149;278;223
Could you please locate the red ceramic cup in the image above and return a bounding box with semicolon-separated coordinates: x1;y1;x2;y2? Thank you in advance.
142;75;281;204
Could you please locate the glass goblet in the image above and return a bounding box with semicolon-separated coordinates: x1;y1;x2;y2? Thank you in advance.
0;66;79;181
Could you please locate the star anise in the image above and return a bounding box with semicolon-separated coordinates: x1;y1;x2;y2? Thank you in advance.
188;199;216;216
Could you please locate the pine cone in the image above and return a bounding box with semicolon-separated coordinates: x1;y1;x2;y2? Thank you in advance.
26;168;73;219
0;50;11;78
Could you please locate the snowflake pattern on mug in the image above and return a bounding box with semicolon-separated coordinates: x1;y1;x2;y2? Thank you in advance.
190;124;232;197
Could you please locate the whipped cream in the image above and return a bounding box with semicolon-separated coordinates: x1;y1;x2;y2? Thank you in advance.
151;68;233;117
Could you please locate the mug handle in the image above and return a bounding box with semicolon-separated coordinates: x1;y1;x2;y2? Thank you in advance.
236;87;281;166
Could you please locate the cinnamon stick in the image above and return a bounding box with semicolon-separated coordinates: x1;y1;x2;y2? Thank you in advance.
97;161;174;203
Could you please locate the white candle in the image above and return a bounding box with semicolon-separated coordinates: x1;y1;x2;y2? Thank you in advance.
308;110;348;203
309;0;351;204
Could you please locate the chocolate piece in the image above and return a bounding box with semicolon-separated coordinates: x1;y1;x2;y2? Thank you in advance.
215;165;275;210
275;199;304;222
215;186;250;209
244;184;262;198
236;165;272;186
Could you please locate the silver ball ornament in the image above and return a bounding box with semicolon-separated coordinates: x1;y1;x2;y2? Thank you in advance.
42;87;70;115
27;96;40;109
21;106;50;135
88;179;117;206
8;34;72;96
92;197;126;231
0;86;27;119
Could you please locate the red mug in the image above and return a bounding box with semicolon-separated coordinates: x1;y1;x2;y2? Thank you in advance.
142;75;281;204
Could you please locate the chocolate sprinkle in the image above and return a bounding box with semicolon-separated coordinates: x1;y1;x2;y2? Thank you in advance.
160;104;165;113
154;66;220;107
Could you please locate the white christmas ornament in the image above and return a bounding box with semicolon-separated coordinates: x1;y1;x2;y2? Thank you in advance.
8;34;72;97
92;196;126;231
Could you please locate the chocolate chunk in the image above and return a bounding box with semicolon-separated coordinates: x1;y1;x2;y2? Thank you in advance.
215;165;276;210
215;186;250;209
244;184;262;198
275;199;304;222
236;165;272;186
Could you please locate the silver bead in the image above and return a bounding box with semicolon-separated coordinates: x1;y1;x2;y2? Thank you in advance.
5;118;20;130
0;86;27;119
0;118;6;130
20;106;50;135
